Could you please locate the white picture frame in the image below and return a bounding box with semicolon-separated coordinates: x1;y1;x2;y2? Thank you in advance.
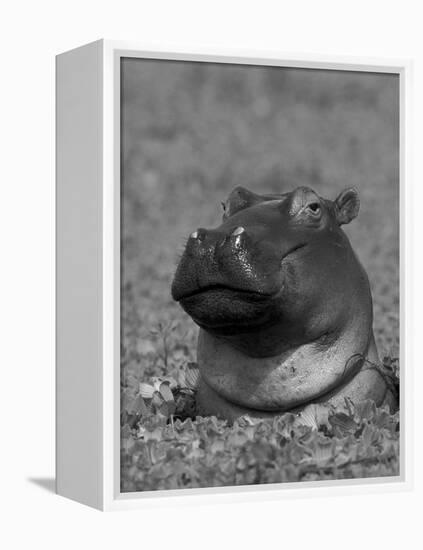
56;39;413;511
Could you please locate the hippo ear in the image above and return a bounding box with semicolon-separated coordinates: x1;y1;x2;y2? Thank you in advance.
334;188;360;225
222;186;265;219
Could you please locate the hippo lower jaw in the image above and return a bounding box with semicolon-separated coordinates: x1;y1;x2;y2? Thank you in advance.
177;287;280;337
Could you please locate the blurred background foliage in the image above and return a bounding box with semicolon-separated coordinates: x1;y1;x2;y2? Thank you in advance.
120;59;399;490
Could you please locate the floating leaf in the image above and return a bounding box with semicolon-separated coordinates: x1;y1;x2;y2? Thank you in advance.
159;381;174;403
121;424;132;439
143;427;164;442
140;383;155;399
159;382;176;416
329;412;357;433
127;393;149;416
209;439;225;454
296;403;330;431
124;375;139;390
185;363;200;389
121;388;134;412
354;399;376;421
151;391;164;409
312;439;335;464
122;436;135;453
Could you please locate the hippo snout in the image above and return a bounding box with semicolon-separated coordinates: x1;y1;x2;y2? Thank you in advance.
186;224;248;266
171;220;287;331
172;224;275;302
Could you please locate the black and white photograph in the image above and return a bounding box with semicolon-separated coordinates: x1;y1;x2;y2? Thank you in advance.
6;0;423;543
120;58;400;492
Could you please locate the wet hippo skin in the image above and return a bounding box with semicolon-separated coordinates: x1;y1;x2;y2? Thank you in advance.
171;186;396;421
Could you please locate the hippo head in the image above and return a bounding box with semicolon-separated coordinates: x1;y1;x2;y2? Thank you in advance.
171;186;366;358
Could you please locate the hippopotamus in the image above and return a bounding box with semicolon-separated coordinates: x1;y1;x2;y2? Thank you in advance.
171;185;396;421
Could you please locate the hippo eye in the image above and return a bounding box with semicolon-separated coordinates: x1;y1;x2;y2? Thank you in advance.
307;202;321;215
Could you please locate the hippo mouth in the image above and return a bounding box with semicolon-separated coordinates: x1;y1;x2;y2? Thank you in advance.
176;285;279;333
175;283;275;302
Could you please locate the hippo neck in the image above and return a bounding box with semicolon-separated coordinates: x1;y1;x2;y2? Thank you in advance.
205;322;344;359
196;308;378;414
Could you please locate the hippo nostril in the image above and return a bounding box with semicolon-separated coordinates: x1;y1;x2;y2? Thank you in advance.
189;228;206;242
231;226;245;237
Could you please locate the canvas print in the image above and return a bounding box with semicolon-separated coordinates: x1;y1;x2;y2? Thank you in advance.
120;58;399;492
